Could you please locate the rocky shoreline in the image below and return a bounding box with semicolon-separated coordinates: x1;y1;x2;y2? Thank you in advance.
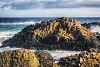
0;17;100;67
0;48;100;67
1;17;100;51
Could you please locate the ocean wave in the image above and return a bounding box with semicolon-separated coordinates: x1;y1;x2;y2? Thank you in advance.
0;31;20;44
0;31;19;38
0;47;21;52
0;21;41;25
90;25;100;33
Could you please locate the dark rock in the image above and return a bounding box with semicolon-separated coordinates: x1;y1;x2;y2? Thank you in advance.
35;50;54;64
82;22;100;29
58;48;100;67
58;55;79;67
40;61;60;67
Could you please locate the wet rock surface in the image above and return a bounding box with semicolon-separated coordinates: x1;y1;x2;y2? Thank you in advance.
1;17;100;50
58;55;79;67
0;49;39;67
35;50;54;64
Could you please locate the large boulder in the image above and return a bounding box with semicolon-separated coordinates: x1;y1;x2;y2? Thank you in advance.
35;50;54;64
58;48;100;67
1;17;100;50
0;49;39;67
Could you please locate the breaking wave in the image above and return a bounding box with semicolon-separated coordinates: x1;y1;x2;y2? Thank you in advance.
90;25;100;33
0;21;41;25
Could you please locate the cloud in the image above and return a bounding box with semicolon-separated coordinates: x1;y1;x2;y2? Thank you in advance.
0;0;100;17
0;8;100;17
0;0;100;10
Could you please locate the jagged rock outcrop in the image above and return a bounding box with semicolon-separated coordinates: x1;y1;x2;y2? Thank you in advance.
0;49;39;67
82;22;100;29
40;61;60;67
1;17;100;50
79;48;100;67
82;22;100;40
35;50;54;64
58;48;100;67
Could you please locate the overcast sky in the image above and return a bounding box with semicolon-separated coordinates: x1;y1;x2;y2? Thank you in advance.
0;0;100;17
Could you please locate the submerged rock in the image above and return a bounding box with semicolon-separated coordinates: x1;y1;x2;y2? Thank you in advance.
35;50;54;64
58;48;100;67
0;49;39;67
1;17;100;50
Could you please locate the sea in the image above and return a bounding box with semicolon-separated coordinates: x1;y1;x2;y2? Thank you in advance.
0;17;100;61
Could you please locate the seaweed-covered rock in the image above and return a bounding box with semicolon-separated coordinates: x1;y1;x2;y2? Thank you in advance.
35;50;54;64
0;49;39;67
40;61;60;67
58;48;100;67
1;17;100;50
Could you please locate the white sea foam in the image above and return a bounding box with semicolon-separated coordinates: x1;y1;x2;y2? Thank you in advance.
90;25;100;33
0;43;2;46
0;31;20;47
0;31;19;39
0;21;41;25
0;47;21;52
46;50;81;60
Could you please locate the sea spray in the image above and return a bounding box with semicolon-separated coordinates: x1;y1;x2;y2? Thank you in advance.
90;25;100;33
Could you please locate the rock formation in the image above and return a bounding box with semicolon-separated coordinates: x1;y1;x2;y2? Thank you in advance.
40;61;60;67
82;22;100;29
35;50;54;64
0;49;39;67
58;55;79;67
58;48;100;67
1;17;100;50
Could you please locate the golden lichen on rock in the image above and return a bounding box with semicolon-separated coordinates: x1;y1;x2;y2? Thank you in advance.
1;17;99;50
0;49;39;67
59;48;100;67
79;48;100;67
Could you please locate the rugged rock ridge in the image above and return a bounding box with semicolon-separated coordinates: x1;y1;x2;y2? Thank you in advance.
1;17;100;50
82;22;100;29
58;48;100;67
